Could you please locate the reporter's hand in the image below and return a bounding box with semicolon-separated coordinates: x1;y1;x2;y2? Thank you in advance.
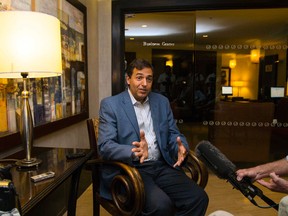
257;172;288;193
131;130;148;163
236;167;261;182
173;137;188;168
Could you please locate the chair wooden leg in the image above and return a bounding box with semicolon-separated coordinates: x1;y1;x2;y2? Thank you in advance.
92;167;100;216
68;166;83;216
92;184;100;216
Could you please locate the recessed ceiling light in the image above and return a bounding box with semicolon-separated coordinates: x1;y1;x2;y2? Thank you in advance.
130;37;135;40
141;24;148;28
203;34;208;38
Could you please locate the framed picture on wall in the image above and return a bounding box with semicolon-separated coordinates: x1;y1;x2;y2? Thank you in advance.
221;67;231;86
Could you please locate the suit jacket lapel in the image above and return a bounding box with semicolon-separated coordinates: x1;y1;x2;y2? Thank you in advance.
149;94;161;143
121;91;140;137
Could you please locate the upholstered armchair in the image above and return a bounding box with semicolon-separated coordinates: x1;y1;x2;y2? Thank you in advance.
86;118;208;216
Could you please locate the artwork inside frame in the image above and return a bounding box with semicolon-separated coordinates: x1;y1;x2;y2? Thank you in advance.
221;67;231;86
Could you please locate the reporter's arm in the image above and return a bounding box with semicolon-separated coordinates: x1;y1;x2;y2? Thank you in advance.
236;157;288;181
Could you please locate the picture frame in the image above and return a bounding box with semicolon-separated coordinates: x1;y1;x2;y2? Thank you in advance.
221;67;231;86
0;0;88;151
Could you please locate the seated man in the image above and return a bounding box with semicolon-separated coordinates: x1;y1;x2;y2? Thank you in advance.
98;58;208;216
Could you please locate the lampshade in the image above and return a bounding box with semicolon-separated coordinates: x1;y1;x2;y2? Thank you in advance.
233;81;244;87
0;11;62;78
166;59;173;67
229;59;236;69
250;49;260;64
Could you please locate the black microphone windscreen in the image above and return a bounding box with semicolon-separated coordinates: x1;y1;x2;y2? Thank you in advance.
195;140;236;179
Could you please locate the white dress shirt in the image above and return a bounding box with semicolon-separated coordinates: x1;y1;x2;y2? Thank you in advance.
128;89;160;161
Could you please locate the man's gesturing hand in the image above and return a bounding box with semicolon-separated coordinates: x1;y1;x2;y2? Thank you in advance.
132;130;148;163
173;136;188;168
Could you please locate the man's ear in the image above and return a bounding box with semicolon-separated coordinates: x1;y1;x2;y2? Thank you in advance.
125;73;130;85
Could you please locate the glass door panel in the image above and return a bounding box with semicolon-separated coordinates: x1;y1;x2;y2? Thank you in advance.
124;8;288;163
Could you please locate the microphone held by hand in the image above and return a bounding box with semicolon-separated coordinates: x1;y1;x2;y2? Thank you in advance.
195;140;278;211
194;140;236;179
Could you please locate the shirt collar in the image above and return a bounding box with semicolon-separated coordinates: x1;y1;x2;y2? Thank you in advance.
128;88;149;105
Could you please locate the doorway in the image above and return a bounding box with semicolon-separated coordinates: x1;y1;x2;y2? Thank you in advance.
113;0;288;162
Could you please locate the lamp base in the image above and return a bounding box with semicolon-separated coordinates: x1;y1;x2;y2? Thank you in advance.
16;158;42;168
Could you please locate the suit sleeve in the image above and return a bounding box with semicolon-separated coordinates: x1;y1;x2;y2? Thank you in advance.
98;98;135;165
157;94;189;163
168;106;190;165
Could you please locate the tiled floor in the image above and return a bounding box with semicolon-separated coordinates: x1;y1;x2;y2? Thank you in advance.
75;184;110;216
75;173;284;216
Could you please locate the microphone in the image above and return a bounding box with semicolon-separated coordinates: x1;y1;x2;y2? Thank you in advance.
195;140;236;179
195;140;278;210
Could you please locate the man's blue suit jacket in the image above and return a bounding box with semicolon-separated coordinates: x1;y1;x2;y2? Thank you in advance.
98;90;189;199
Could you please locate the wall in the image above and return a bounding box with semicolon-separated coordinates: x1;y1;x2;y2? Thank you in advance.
221;49;287;100
222;53;260;100
33;0;112;150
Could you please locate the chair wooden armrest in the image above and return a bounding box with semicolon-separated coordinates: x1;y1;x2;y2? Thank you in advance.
86;158;145;216
182;150;209;188
86;118;208;216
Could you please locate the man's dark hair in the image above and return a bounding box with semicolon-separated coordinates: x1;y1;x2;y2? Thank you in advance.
126;58;154;77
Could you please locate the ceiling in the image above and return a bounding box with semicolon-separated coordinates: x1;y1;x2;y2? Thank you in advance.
125;8;288;53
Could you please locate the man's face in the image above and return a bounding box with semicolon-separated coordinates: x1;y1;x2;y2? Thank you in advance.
126;67;153;103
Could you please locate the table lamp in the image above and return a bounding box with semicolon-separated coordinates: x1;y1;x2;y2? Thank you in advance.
0;11;62;168
233;81;244;97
